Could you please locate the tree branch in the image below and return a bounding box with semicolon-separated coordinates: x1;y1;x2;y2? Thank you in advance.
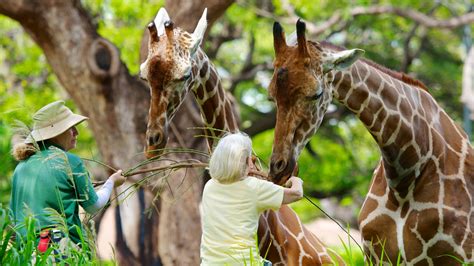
306;187;353;200
317;6;474;35
401;4;440;72
243;109;276;137
165;0;235;32
205;21;242;59
229;62;272;93
228;32;272;93
242;2;474;36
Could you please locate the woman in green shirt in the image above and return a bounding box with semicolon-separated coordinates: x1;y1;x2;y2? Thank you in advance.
9;101;125;254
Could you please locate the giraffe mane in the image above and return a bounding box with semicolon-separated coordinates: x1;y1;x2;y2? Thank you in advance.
316;41;429;91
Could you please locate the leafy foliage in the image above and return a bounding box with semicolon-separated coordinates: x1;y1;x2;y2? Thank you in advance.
0;205;103;265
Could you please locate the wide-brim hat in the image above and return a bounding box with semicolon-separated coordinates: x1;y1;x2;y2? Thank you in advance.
25;101;88;144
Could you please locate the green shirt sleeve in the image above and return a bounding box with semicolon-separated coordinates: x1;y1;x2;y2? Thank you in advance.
67;153;98;209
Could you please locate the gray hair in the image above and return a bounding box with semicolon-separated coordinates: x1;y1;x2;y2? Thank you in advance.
209;132;252;183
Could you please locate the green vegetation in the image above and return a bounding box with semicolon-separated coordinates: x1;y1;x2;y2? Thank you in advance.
334;243;366;266
0;0;472;264
0;205;110;265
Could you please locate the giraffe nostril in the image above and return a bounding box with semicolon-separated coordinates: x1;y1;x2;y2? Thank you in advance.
139;71;147;81
274;160;287;173
148;132;163;146
147;136;154;146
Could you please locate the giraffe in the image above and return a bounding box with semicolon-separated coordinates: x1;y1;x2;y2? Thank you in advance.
139;8;344;265
139;8;237;158
267;19;474;265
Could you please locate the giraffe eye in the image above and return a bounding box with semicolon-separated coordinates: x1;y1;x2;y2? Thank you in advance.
276;67;288;83
174;76;187;82
182;73;191;80
307;90;323;101
174;70;191;82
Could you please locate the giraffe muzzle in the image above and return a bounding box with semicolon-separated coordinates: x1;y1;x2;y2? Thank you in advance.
269;156;296;185
145;128;168;158
138;71;147;81
147;131;164;147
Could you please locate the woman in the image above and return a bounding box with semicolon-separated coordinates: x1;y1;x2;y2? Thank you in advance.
9;100;125;254
200;132;304;265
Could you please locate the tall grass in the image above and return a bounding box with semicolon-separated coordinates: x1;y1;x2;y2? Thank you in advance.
333;236;470;266
0;204;109;265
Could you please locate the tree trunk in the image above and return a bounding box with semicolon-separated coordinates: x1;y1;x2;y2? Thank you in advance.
165;0;234;31
0;0;233;264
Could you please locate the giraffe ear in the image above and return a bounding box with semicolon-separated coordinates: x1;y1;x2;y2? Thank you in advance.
190;8;208;55
154;7;171;37
322;49;365;73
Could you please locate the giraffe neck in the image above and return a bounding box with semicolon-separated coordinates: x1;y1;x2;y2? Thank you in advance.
189;49;239;147
188;50;285;257
331;61;469;189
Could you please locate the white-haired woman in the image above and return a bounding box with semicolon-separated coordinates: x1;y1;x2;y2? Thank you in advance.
200;132;304;266
9;100;125;257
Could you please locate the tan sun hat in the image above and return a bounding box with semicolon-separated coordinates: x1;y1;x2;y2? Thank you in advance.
25;101;88;144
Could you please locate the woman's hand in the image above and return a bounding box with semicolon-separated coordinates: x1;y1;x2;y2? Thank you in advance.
110;170;126;187
282;176;304;204
248;156;268;179
248;156;258;171
285;176;303;188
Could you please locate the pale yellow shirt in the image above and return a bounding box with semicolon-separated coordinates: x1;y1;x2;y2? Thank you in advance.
200;176;284;266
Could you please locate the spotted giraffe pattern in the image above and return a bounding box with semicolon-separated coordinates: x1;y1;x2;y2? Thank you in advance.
339;57;473;265
268;20;473;265
140;25;237;155
139;8;341;266
259;206;345;265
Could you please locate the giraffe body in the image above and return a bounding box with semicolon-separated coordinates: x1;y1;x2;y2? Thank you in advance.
259;205;342;265
140;8;342;265
268;20;473;265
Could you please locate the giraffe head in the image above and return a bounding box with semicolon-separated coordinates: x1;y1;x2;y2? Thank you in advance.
140;8;207;158
268;20;364;184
